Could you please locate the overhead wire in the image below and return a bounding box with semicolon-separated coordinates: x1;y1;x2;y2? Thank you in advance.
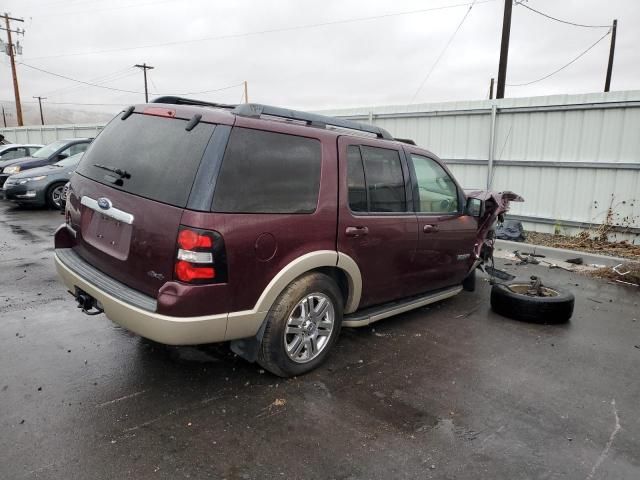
507;29;611;87
23;0;495;62
515;1;610;29
16;61;245;97
410;0;478;102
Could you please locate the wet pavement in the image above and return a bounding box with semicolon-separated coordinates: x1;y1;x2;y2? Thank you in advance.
1;202;639;479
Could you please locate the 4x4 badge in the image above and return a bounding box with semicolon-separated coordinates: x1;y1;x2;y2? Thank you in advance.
147;270;164;281
97;197;112;210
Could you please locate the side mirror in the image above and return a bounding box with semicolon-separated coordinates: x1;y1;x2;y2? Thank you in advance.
57;153;69;161
465;197;484;217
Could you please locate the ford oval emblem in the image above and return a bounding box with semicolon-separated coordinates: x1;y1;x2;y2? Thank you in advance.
97;197;112;210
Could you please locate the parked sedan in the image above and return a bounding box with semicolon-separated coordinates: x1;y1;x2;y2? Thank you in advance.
0;138;92;189
0;144;43;161
3;153;82;209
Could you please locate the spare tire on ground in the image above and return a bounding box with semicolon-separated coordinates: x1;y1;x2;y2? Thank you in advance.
490;277;574;324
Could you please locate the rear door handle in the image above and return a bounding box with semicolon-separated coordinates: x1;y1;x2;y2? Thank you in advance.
423;224;439;233
345;226;369;237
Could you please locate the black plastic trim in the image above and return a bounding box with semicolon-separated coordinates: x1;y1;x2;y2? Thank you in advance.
56;248;157;312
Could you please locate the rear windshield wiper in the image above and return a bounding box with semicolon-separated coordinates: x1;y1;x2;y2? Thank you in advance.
93;163;131;179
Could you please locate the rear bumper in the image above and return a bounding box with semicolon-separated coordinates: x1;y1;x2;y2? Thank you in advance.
54;248;263;345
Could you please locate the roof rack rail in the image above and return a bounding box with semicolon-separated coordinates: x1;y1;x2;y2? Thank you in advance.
233;103;394;140
394;137;416;145
152;96;237;110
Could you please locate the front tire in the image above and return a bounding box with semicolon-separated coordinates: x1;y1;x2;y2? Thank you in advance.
258;272;343;377
46;182;66;210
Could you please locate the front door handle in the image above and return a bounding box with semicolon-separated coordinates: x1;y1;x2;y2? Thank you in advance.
423;224;439;233
345;226;369;237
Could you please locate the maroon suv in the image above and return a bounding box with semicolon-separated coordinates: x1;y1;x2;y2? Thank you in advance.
54;98;520;377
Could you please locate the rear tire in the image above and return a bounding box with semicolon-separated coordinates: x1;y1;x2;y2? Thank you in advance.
46;182;66;210
258;272;343;377
491;282;574;324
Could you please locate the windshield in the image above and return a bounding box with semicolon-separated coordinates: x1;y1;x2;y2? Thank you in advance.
54;152;83;167
32;140;67;159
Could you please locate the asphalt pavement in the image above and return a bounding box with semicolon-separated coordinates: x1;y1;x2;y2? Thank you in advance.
1;202;639;479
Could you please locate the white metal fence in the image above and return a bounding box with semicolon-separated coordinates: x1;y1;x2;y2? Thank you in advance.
2;91;639;242
323;91;640;242
0;124;104;144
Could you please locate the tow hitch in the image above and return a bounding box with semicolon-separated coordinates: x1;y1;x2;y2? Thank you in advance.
74;288;104;315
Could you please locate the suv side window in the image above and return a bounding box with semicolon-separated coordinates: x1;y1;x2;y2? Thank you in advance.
410;154;459;213
347;146;367;212
360;146;406;213
212;128;321;214
0;148;24;160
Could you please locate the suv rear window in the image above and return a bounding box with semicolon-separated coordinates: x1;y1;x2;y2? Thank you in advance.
212;127;321;213
76;113;215;207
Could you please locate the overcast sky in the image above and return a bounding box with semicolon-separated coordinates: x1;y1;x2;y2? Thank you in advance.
1;0;638;119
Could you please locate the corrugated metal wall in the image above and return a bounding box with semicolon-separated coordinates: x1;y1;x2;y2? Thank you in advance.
2;92;639;242
0;124;104;144
323;91;640;243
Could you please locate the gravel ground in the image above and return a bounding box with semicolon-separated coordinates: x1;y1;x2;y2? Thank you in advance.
525;231;640;260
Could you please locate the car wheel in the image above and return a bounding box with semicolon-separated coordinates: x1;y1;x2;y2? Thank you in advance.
490;280;574;324
258;272;343;377
46;182;66;210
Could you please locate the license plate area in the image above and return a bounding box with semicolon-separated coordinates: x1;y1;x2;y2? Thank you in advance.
83;211;133;260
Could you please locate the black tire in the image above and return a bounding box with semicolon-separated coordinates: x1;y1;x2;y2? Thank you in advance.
462;268;476;292
46;182;66;210
257;272;343;377
491;282;574;324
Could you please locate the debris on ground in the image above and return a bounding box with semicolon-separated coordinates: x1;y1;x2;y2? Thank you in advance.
566;257;584;265
514;250;540;265
588;262;640;287
525;232;640;260
273;398;286;407
496;221;526;242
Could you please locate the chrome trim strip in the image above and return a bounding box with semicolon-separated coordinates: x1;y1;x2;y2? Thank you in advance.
81;196;134;224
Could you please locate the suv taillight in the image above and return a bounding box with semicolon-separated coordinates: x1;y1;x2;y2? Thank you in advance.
174;226;227;284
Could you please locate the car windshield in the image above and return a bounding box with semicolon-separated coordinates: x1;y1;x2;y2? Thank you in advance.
32;140;67;159
54;153;83;167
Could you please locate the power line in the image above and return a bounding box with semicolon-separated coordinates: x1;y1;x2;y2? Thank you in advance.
515;1;610;29
411;0;478;102
42;67;137;97
16;61;245;97
507;29;611;87
23;1;495;61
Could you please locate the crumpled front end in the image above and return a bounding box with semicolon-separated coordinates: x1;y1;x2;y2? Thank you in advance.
466;190;524;261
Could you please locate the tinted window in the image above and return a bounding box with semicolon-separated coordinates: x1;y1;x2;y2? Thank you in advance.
347;146;367;212
212;128;321;214
361;146;406;212
0;148;26;160
76;113;215;207
411;154;458;213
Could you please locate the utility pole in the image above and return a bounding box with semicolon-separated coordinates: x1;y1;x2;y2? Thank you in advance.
134;63;154;102
1;13;25;126
1;105;6;127
496;0;512;99
604;19;617;92
244;80;249;103
33;96;46;125
489;77;495;99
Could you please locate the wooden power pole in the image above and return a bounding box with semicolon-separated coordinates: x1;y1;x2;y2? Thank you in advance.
489;77;495;99
1;13;25;126
496;0;512;99
134;63;154;102
604;19;617;92
33;96;46;125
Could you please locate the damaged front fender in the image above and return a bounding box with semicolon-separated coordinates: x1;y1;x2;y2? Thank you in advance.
465;190;524;260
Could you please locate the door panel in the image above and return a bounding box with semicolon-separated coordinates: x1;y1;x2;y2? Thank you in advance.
337;138;418;309
406;151;478;290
